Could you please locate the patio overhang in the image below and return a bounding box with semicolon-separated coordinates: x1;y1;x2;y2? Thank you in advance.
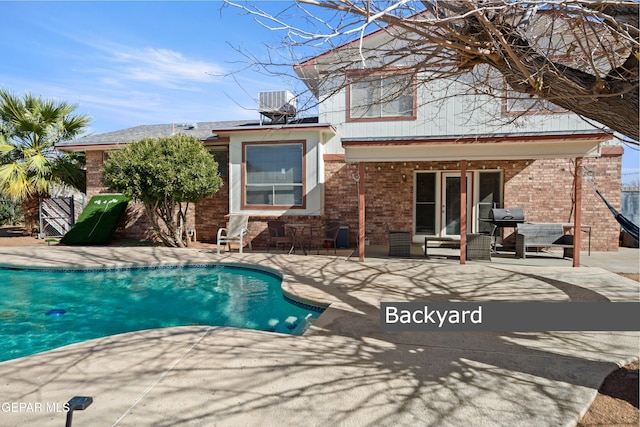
341;131;610;162
346;130;611;265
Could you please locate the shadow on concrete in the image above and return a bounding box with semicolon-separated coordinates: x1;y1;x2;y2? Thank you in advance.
0;247;637;426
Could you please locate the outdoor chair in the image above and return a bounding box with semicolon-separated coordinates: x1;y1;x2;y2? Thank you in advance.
310;222;341;254
216;214;251;254
466;233;492;261
387;224;411;257
266;220;293;252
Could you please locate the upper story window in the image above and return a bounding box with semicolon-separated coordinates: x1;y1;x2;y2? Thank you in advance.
243;141;305;208
348;74;416;121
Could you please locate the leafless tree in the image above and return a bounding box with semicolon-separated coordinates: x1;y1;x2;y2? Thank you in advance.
225;0;639;141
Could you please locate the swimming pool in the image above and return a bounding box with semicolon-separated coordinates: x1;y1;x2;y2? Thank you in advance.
0;264;325;362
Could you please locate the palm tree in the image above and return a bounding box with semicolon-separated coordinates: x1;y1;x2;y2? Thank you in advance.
0;90;90;232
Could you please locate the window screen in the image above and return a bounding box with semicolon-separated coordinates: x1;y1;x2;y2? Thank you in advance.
245;143;303;206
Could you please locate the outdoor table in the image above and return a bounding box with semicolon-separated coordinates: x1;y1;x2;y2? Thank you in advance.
285;223;311;255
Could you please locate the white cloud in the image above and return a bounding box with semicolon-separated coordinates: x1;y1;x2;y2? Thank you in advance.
0;8;286;134
110;47;225;87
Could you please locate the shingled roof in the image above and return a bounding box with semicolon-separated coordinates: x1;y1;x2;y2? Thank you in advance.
56;120;255;150
57;117;325;151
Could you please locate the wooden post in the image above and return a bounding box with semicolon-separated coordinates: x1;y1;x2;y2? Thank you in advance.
573;158;582;267
460;160;467;265
359;162;366;262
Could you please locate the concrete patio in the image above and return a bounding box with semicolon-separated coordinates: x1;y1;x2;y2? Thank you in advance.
0;245;637;426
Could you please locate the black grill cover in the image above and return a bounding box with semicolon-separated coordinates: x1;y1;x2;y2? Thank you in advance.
489;208;525;226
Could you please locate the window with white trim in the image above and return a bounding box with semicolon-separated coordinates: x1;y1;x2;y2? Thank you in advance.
244;142;304;207
349;74;415;120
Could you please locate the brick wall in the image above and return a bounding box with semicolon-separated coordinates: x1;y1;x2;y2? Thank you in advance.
195;178;230;242
86;149;622;251
321;156;621;251
85;151;108;198
323;161;361;247
504;155;621;251
344;160;457;245
242;215;328;250
85;150;194;243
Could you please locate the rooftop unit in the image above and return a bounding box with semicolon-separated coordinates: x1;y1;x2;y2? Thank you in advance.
258;90;296;124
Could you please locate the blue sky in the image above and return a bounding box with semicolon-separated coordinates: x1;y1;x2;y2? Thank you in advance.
2;1;638;184
1;2;304;132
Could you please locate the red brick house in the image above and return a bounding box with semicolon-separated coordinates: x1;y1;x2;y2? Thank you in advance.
57;27;624;261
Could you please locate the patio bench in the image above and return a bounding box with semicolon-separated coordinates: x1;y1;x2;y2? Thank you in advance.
515;223;574;259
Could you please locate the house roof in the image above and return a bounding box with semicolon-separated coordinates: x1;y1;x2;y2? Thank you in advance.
210;118;335;136
57;117;327;151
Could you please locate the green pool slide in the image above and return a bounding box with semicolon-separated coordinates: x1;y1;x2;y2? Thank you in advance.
61;194;130;245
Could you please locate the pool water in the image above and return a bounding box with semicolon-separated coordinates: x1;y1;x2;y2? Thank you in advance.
0;265;324;362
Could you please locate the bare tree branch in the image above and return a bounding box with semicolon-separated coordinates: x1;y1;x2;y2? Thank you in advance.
225;0;639;140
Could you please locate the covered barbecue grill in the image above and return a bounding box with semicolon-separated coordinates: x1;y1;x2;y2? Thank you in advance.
485;208;525;251
488;208;525;227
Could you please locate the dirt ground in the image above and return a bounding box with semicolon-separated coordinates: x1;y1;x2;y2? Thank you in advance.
578;269;639;426
0;225;48;245
577;360;639;427
0;225;638;425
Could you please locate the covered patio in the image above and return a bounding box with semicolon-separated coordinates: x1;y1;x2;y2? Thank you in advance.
343;130;611;266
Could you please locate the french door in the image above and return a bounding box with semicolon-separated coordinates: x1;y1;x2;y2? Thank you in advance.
415;171;500;238
442;173;472;238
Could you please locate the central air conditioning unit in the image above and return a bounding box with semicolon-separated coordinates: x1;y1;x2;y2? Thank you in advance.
258;90;296;124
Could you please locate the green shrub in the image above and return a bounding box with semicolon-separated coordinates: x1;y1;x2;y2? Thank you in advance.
102;134;223;247
0;197;23;225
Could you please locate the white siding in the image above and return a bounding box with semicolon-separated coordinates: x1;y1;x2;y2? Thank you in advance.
319;73;599;156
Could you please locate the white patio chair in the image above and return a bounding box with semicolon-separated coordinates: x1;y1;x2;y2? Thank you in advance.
216;214;251;254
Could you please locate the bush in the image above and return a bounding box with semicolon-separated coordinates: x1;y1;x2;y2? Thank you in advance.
102;134;223;247
0;197;23;225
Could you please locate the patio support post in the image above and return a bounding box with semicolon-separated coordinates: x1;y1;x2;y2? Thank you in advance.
358;162;366;262
573;157;583;267
460;160;467;265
